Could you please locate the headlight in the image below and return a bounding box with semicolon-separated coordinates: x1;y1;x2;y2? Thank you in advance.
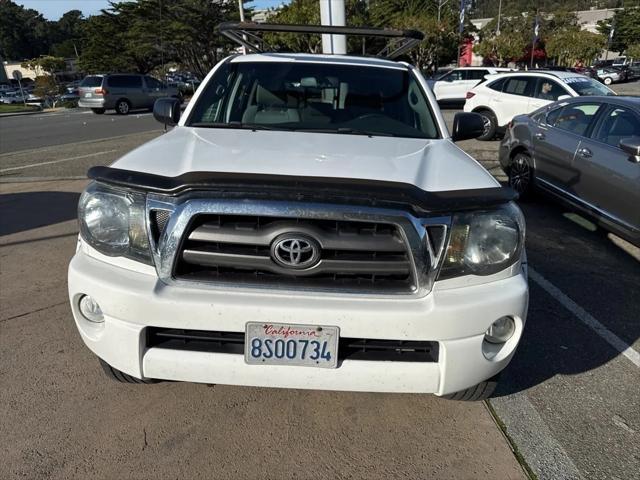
78;182;152;265
438;202;524;279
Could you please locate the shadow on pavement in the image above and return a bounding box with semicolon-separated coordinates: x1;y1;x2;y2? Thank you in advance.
493;195;640;397
0;191;80;236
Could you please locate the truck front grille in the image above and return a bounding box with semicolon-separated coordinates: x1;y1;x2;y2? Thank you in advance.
173;215;415;293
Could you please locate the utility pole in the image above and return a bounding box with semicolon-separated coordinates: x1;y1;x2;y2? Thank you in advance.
238;0;247;54
496;0;502;35
159;0;164;76
320;0;346;54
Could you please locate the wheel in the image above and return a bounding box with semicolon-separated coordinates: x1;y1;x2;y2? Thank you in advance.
476;110;497;141
603;77;612;85
442;374;500;401
91;108;105;114
508;152;535;200
115;99;131;115
99;358;158;384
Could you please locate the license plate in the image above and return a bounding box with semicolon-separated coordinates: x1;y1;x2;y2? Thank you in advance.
245;322;339;368
84;92;92;98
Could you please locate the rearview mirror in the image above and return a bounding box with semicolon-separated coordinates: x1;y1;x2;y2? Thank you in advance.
153;97;181;128
619;137;640;163
451;112;485;142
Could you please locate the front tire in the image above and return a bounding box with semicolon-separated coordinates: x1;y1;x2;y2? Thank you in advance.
508;152;535;200
442;374;500;401
115;99;131;115
603;77;612;85
476;110;497;141
99;358;158;384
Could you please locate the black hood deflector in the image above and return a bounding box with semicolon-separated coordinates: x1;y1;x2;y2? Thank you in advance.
88;166;517;214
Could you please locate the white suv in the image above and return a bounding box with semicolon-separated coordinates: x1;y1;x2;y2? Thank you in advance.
68;24;528;400
429;67;513;106
464;70;616;140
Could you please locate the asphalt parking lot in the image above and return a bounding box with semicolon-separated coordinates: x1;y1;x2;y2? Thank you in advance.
1;81;639;479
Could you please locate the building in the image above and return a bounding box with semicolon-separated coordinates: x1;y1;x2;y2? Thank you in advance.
251;6;283;23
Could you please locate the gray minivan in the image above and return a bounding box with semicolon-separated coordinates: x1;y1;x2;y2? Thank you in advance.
78;74;181;115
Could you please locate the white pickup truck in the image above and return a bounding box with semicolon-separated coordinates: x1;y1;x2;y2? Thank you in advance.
68;23;528;400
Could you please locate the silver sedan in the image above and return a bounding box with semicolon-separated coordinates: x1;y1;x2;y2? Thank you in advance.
499;96;640;246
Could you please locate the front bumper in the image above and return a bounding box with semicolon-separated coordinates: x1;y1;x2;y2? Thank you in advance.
68;251;529;395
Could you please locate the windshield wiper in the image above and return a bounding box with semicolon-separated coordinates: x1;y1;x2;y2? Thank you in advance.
190;122;289;131
288;127;396;137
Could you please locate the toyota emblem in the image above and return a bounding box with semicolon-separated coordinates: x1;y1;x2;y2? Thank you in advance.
271;235;321;269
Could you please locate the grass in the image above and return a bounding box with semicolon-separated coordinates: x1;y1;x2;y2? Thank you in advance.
0;103;41;114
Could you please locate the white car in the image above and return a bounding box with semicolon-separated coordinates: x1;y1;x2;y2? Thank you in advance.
0;91;27;104
429;67;513;106
68;23;528;400
464;70;616;140
596;68;622;85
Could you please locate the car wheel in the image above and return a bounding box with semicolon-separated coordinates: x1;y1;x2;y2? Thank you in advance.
99;358;158;384
508;152;535;200
442;374;500;401
115;99;131;115
91;108;105;115
476;110;497;141
603;77;612;85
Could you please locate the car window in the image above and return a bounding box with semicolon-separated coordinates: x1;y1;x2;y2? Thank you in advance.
467;70;488;80
487;78;506;91
591;106;640;148
440;70;465;81
503;77;534;97
188;61;439;139
563;76;615;96
550;103;602;136
107;75;143;88
81;76;103;88
533;78;568;101
145;77;163;89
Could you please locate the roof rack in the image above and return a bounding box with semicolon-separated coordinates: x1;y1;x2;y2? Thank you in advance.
216;22;424;60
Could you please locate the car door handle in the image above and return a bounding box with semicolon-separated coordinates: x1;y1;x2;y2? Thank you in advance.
534;132;545;140
577;147;592;158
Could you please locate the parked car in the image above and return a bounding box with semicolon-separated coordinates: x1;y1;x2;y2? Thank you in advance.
0;84;13;92
68;23;528;401
78;74;181;115
464;70;616;140
0;91;27;104
596;67;623;85
428;67;513;107
628;61;640;79
500;96;640;245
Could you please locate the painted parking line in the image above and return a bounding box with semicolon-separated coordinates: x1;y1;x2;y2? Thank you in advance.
529;267;640;368
0;150;117;173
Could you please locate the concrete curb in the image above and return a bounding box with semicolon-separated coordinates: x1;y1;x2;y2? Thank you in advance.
0;108;68;118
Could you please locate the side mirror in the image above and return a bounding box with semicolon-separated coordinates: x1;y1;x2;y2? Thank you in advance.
619;137;640;163
153;97;181;128
451;112;485;142
557;95;572;101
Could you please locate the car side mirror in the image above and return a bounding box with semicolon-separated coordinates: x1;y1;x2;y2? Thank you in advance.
451;112;485;142
153;97;181;129
557;95;571;101
619;137;640;163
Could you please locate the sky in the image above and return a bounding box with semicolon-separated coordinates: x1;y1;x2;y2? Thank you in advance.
17;0;289;21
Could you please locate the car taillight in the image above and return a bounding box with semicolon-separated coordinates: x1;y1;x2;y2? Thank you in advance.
95;88;107;95
507;120;514;130
465;91;475;99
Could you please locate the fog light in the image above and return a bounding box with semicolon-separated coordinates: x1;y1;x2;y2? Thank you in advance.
484;316;515;344
79;295;104;323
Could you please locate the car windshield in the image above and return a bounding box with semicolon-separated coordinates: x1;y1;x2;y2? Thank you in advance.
81;76;103;88
187;61;439;139
563;77;615;96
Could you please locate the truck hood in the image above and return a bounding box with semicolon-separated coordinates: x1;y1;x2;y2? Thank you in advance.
112;127;498;192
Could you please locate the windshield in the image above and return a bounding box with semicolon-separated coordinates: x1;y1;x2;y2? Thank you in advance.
187;61;439;139
80;76;103;88
564;77;615;96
